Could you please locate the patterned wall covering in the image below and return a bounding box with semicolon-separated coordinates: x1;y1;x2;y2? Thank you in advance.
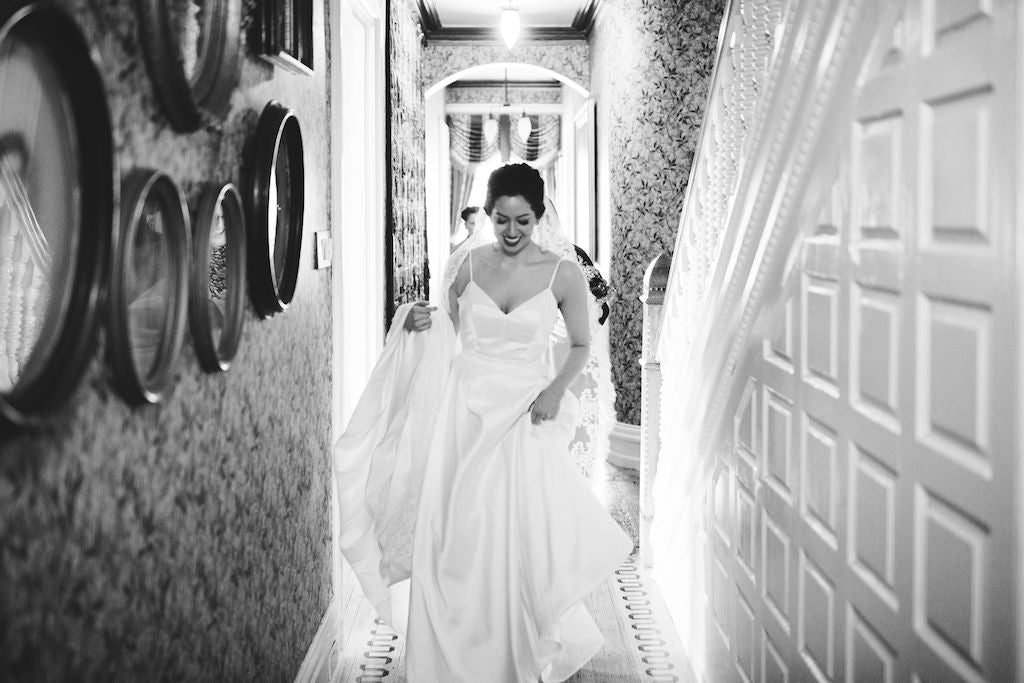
388;0;428;313
0;1;333;679
446;84;562;105
424;42;589;90
590;0;726;424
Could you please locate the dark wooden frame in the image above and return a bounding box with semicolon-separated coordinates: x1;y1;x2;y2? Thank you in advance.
107;169;191;405
136;0;242;132
243;100;304;318
0;2;114;427
252;0;314;75
189;182;246;372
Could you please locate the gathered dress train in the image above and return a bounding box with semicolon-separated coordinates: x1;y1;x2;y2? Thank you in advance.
336;256;632;683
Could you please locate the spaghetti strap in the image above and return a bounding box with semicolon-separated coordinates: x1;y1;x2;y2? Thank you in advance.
468;250;474;283
547;258;563;288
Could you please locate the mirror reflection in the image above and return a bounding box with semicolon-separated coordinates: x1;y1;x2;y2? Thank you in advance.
207;200;228;347
0;32;79;394
270;142;292;288
175;0;206;84
127;196;172;379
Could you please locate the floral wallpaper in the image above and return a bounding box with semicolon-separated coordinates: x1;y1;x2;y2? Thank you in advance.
424;42;589;91
590;0;726;424
388;0;428;315
0;0;333;679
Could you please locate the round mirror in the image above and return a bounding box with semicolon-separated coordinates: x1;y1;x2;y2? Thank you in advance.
137;0;241;132
0;3;114;427
244;100;304;318
189;182;246;372
108;170;190;405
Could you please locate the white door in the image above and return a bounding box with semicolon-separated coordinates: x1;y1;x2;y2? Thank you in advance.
705;2;1020;681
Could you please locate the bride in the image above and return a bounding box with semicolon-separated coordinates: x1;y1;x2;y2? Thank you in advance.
335;163;631;682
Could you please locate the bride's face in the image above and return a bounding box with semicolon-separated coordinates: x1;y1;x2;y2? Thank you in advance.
490;195;537;256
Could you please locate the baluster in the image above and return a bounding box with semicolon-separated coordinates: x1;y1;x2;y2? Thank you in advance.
639;252;670;568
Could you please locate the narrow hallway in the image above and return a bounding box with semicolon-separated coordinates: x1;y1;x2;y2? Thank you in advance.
337;460;691;682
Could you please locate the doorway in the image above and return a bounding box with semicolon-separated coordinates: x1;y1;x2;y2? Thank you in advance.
423;63;600;301
331;0;386;602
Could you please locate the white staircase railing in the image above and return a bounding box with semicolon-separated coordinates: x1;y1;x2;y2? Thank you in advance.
643;0;902;674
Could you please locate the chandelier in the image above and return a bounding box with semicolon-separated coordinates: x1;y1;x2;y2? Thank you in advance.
483;69;533;144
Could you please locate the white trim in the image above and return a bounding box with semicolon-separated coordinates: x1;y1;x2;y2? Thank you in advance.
426;61;588;99
1016;0;1024;674
293;599;341;683
607;421;641;470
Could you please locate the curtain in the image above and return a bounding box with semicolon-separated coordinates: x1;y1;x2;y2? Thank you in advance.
510;115;560;164
447;114;499;235
449;161;476;238
447;115;498;166
445;113;562;232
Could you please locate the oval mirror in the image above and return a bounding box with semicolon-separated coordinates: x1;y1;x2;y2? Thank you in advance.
244;100;304;318
108;170;190;405
136;0;242;132
189;182;246;372
0;2;114;427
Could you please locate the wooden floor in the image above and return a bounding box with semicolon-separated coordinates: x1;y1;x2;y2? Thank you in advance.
337;460;693;683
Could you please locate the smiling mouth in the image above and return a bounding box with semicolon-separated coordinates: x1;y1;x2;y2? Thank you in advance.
502;234;522;247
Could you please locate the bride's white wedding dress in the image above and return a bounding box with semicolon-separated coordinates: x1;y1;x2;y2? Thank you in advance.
335;255;632;683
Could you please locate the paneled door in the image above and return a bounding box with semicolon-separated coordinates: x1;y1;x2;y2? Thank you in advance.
706;1;1020;681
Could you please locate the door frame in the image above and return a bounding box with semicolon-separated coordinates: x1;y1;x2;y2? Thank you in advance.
330;0;386;601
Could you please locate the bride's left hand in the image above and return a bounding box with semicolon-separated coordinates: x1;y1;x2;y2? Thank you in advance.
529;385;564;425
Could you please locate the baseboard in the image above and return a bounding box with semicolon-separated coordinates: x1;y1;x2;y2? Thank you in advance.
294;598;342;683
607;421;641;470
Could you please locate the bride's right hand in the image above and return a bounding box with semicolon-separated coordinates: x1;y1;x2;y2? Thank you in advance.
404;301;436;332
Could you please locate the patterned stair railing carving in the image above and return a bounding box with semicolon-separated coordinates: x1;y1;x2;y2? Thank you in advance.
647;0;903;671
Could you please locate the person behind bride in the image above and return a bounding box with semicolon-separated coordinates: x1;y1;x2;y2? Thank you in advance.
334;162;632;682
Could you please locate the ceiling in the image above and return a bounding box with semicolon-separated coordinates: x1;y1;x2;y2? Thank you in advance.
418;0;601;41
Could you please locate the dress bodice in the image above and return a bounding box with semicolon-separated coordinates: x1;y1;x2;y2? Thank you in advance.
458;280;559;365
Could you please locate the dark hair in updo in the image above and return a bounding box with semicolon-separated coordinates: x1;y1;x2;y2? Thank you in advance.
483;163;546;219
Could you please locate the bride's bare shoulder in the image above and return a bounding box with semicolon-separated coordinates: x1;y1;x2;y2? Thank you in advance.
532;248;562;266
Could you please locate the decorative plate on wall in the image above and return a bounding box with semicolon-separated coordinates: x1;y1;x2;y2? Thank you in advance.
244;100;304;318
189;182;246;372
108;170;191;405
0;2;114;427
136;0;242;132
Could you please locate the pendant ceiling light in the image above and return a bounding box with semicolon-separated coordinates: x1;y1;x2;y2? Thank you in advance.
500;7;520;50
516;114;532;141
484;68;532;145
484;116;499;142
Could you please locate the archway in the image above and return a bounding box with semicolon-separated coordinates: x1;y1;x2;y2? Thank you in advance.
424;62;596;302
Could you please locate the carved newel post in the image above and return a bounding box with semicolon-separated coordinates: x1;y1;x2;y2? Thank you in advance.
639;252;670;568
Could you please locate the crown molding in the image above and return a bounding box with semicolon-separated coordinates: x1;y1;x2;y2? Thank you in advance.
417;0;441;32
422;25;587;43
571;0;602;36
416;0;599;42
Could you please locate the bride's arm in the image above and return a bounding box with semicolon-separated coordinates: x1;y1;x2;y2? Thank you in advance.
446;257;471;331
530;264;591;424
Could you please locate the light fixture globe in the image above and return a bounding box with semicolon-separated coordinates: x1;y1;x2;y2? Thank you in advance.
516;114;532;141
500;8;520;49
483;116;499;143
